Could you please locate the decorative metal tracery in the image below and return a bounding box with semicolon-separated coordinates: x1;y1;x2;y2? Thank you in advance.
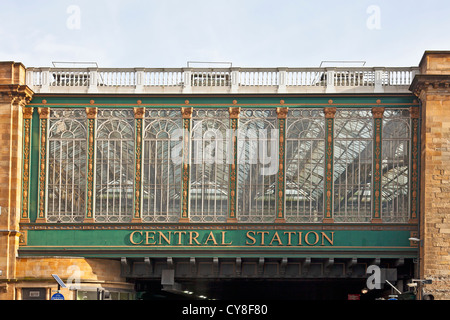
35;105;416;225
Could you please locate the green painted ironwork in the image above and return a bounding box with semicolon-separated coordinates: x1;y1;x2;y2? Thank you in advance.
36;107;49;222
180;107;193;222
85;108;97;222
19;227;417;258
410;106;420;222
23;95;420;226
323;107;336;222
133;107;145;222
372;107;384;222
276;107;288;222
228;107;240;222
21;107;34;222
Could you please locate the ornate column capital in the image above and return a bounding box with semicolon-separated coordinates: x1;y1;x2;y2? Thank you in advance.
410;107;420;119
37;107;50;119
134;107;145;119
23;107;34;119
181;107;193;119
229;107;241;119
86;107;98;119
276;107;289;119
372;107;385;119
324;107;336;119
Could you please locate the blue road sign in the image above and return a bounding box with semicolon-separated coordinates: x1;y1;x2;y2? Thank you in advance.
51;293;65;300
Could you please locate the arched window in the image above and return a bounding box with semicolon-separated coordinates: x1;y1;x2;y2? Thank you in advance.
285;109;325;222
334;109;373;222
190;109;229;222
95;109;134;222
47;109;86;222
237;109;277;222
382;109;410;222
142;109;182;222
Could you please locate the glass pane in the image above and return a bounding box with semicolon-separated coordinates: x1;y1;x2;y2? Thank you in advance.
237;109;277;222
47;109;87;223
382;109;410;222
333;109;373;223
143;109;182;222
95;109;134;222
285;109;325;222
190;109;229;222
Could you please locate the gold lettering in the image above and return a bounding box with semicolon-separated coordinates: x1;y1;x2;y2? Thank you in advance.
174;231;186;245
130;231;143;245
145;231;156;245
221;231;232;245
321;232;334;246
298;232;303;246
159;231;171;245
284;232;295;246
204;232;218;245
246;231;256;245
189;231;200;245
257;231;269;245
269;232;283;246
305;231;319;246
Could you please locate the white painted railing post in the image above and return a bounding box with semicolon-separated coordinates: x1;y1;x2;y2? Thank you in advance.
26;68;35;90
374;67;385;93
411;67;419;81
135;68;145;93
278;68;287;93
183;68;192;93
231;67;240;93
325;68;336;93
41;67;50;92
88;68;98;93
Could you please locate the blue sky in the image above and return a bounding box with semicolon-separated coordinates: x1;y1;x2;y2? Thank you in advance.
1;0;449;68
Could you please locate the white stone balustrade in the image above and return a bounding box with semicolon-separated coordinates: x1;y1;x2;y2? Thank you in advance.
25;66;419;94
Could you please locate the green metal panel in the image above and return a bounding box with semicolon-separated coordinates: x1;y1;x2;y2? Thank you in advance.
20;227;417;258
21;94;420;259
29;95;418;108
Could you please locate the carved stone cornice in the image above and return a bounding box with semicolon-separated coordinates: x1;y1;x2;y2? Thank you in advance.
409;74;450;97
0;84;34;106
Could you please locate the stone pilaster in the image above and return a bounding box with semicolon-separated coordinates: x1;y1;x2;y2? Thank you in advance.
0;62;33;299
410;51;450;300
